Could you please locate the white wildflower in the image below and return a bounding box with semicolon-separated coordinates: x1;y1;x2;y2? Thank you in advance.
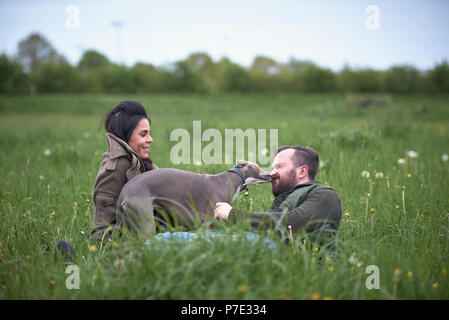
361;170;370;179
261;148;269;156
348;253;363;267
44;149;51;156
39;175;44;180
397;158;406;165
442;154;448;162
407;150;418;159
375;172;384;179
194;160;202;166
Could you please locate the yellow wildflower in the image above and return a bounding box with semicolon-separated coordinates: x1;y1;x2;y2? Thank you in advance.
345;212;350;217
395;205;400;210
89;245;97;253
407;272;413;278
94;150;99;156
407;173;412;178
313;247;319;252
237;284;247;294
394;268;401;276
51;211;56;217
113;242;120;249
73;201;78;207
311;276;316;281
323;297;333;300
328;266;334;272
310;292;321;300
370;208;375;214
86;199;90;204
432;283;438;289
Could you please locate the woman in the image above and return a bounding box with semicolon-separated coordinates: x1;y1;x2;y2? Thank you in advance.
90;100;157;241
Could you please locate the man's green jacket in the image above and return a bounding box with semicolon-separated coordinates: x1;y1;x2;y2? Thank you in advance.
228;181;342;247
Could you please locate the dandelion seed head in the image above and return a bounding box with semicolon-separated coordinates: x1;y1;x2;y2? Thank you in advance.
361;170;370;179
375;172;384;179
44;149;51;156
442;154;448;162
407;150;418;159
397;158;406;165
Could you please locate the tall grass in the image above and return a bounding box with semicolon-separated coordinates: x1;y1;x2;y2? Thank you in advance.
0;93;448;299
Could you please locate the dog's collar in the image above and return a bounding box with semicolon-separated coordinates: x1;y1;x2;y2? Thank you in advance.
228;167;248;192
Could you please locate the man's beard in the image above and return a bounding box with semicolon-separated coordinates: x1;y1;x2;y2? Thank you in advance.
272;169;298;197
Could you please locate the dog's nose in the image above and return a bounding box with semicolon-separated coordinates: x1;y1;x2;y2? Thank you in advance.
270;172;280;180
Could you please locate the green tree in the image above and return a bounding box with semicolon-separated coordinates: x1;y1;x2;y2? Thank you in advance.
36;57;82;93
427;60;449;93
78;50;109;73
130;62;166;93
17;33;59;94
384;65;422;93
215;57;250;92
185;52;217;92
0;53;28;93
338;66;383;93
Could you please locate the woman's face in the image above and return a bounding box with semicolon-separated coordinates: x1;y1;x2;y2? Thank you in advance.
128;118;153;159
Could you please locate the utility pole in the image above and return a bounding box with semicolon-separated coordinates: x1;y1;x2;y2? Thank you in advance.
111;20;124;63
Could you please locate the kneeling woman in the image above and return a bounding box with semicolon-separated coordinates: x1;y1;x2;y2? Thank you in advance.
91;100;157;241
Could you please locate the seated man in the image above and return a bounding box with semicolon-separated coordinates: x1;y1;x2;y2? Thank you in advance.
214;145;342;250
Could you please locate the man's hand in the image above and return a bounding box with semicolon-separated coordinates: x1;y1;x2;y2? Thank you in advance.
214;202;232;220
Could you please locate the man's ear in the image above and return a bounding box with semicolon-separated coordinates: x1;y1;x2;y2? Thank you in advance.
297;165;309;180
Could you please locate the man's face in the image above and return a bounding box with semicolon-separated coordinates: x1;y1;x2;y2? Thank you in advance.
269;149;299;196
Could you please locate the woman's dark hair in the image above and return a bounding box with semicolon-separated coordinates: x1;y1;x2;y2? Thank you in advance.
104;100;150;143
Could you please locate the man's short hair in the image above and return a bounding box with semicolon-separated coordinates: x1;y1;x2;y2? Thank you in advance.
276;145;319;180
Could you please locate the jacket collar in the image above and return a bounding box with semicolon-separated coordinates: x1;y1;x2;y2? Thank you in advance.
275;180;322;198
106;133;140;160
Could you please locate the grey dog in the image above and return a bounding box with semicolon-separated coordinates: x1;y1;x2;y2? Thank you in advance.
116;161;271;238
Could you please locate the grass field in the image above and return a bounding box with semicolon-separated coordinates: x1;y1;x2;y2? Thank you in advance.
0;93;448;299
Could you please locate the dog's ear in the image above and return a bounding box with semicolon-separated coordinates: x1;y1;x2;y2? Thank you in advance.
236;160;247;168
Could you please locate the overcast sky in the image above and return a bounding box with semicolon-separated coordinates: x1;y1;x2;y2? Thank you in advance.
1;0;448;71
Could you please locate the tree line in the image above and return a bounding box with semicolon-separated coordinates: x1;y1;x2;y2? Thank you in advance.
1;32;448;95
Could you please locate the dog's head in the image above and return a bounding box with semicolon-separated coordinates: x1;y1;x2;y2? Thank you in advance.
235;160;271;185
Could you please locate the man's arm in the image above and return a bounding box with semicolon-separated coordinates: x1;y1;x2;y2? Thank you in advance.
222;189;342;234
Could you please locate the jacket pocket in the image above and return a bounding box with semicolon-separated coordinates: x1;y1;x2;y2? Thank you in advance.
95;193;115;207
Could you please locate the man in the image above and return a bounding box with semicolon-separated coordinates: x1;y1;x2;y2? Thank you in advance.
214;145;342;249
